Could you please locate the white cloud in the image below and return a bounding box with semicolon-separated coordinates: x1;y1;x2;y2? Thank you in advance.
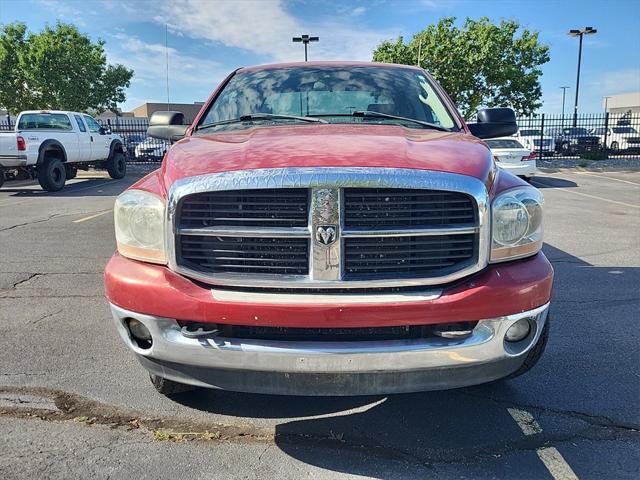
351;7;367;16
589;68;640;95
134;0;399;63
107;34;227;90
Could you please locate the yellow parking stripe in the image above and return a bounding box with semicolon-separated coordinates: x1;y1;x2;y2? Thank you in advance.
72;210;112;224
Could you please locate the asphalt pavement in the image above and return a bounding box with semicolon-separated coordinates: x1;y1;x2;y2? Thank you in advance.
0;168;638;479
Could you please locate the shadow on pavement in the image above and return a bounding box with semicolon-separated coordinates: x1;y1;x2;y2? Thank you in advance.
530;176;578;188
1;176;140;197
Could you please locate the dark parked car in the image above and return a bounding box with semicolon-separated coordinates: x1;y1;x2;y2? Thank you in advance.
546;127;600;155
125;134;145;159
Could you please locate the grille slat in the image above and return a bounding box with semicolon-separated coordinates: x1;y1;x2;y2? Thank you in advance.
179;188;308;228
344;188;475;228
344;234;476;277
179;235;309;275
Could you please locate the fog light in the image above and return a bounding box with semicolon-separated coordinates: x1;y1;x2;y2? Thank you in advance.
127;318;152;348
505;318;531;342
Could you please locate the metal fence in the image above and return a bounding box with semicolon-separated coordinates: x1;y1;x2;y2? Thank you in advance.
2;113;639;163
516;112;640;159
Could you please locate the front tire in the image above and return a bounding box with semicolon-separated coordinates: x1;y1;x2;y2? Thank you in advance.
37;157;66;192
149;373;196;396
106;151;126;179
610;141;619;152
0;167;4;189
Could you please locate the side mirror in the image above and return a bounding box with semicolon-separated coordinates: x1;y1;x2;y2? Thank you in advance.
98;126;107;135
147;111;189;143
467;108;518;139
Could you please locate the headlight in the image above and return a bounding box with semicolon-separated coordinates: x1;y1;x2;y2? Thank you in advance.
114;190;166;264
491;187;543;262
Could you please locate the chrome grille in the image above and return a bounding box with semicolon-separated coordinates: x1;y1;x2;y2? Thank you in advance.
169;168;488;289
344;188;475;227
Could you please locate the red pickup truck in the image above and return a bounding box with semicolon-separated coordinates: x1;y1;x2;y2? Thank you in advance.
105;62;553;396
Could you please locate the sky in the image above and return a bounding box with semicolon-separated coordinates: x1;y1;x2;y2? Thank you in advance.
1;0;639;114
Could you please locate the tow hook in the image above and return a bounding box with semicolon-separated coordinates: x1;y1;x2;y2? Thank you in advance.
180;324;221;339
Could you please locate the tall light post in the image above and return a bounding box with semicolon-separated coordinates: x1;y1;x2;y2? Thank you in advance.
292;34;319;62
560;86;570;128
568;27;597;126
603;96;612;113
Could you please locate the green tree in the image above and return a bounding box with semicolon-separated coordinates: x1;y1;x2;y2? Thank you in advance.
0;22;133;115
373;17;550;119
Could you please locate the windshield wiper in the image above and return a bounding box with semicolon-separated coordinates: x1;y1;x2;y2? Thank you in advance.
198;113;327;130
350;111;451;132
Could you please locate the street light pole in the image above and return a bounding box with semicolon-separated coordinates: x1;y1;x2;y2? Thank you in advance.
560;86;570;128
292;34;319;62
603;96;612;113
568;27;597;127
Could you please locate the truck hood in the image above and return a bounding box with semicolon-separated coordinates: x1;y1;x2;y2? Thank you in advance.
161;124;493;188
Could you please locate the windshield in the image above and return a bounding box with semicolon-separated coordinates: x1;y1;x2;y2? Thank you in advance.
199;66;458;131
519;129;541;136
486;139;524;149
612;127;637;134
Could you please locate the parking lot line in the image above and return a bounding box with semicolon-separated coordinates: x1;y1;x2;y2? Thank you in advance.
72;210;112;224
574;171;640;187
530;179;640;209
537;447;579;480
507;408;579;479
507;408;543;435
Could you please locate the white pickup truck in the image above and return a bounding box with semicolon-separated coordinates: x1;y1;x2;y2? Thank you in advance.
0;110;126;191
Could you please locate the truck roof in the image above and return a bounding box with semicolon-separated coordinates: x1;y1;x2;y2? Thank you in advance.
238;61;425;73
18;110;85;116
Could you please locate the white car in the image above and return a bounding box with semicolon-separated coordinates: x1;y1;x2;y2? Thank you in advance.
516;129;555;156
134;137;169;160
590;126;640;152
0;110;125;191
486;137;537;180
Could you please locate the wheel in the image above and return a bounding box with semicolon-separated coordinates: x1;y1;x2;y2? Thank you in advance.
610;141;619;152
504;317;550;380
149;373;196;395
106;151;126;179
37;157;66;192
65;165;78;180
0;167;4;189
560;142;570;154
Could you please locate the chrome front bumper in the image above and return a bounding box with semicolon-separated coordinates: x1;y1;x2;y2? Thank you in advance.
109;303;549;396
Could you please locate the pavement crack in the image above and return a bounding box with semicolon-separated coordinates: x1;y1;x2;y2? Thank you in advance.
10;273;44;289
0;213;68;232
31;308;63;325
458;390;640;432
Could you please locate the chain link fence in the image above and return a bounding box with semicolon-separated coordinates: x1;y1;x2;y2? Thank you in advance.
2;113;639;164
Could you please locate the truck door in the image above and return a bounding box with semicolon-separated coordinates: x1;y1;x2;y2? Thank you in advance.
83;115;111;161
73;115;92;161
